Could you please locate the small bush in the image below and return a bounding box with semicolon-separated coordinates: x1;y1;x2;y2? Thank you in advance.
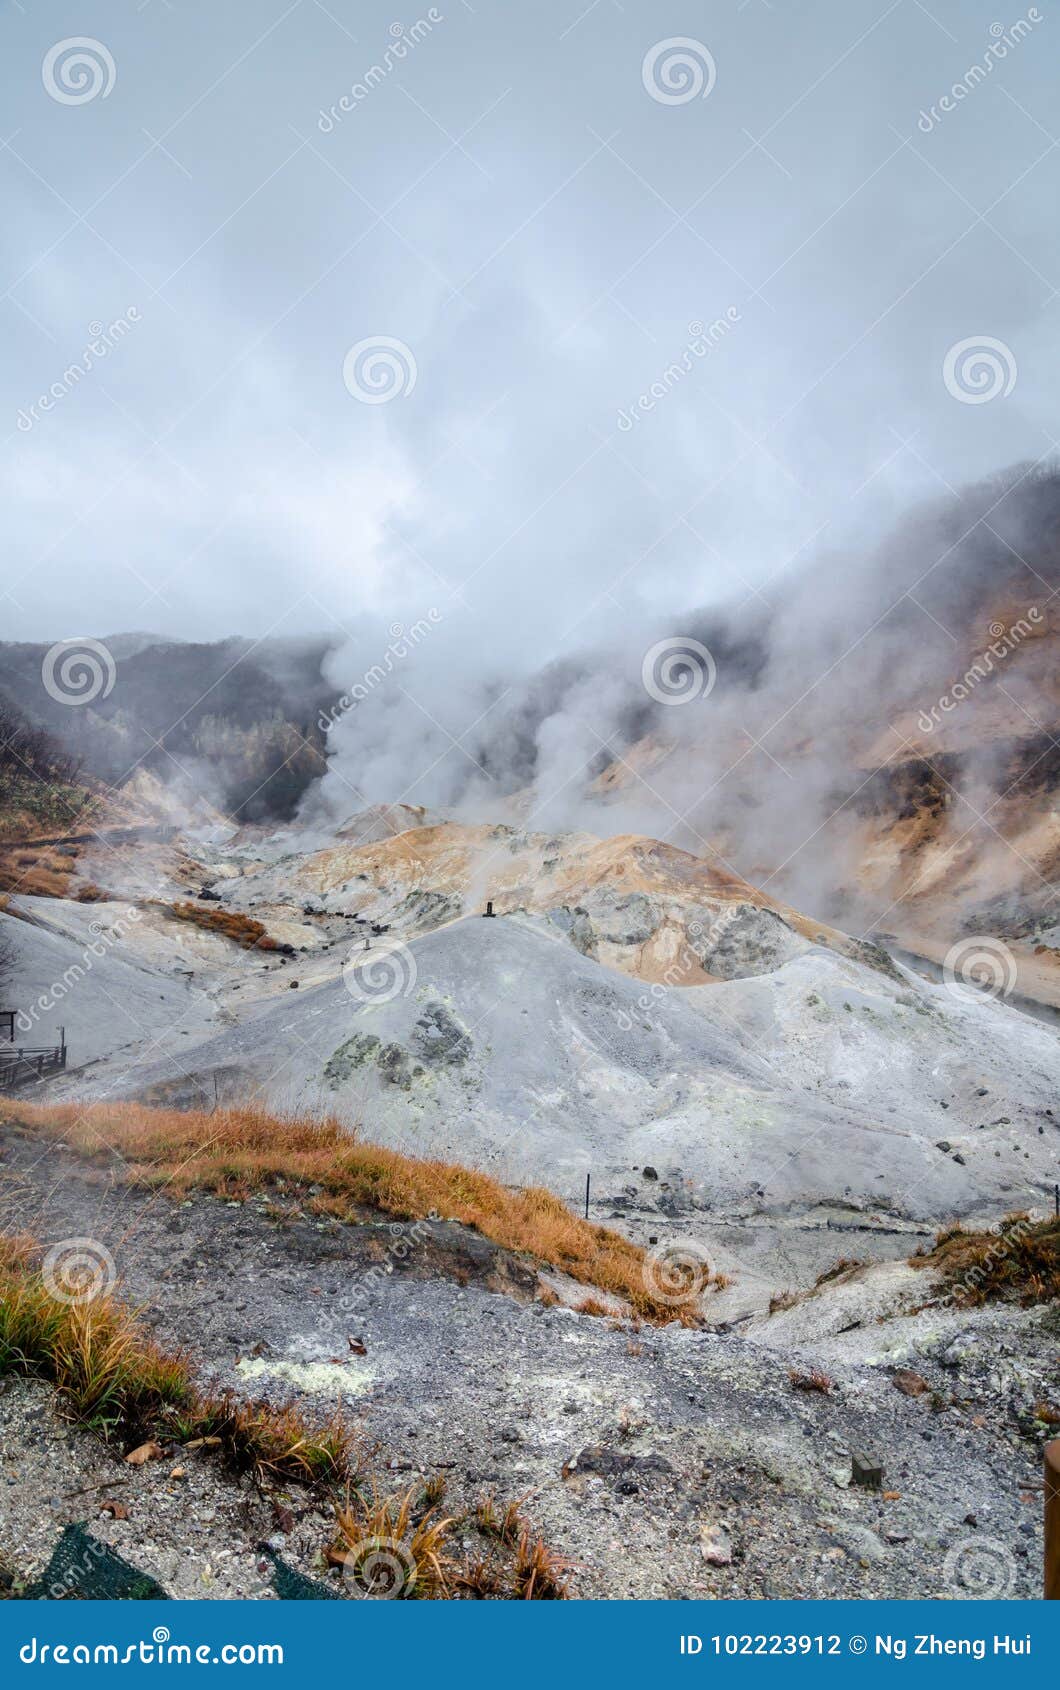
912;1213;1060;1306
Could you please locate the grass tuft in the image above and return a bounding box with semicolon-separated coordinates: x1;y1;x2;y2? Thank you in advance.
329;1485;571;1600
0;1237;352;1484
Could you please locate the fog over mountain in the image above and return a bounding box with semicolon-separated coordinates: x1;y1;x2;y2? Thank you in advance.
2;0;1057;697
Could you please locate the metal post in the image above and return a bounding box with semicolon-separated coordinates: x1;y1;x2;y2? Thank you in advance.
584;1172;590;1220
1047;1440;1060;1600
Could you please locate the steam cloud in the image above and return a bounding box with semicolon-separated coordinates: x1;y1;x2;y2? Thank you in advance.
313;464;1059;929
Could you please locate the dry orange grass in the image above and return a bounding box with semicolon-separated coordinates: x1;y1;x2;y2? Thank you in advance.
911;1212;1060;1306
0;843;79;898
2;1100;705;1325
328;1483;571;1600
0;1235;351;1483
163;902;282;950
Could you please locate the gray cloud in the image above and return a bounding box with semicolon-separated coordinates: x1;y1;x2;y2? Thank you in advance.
2;0;1055;818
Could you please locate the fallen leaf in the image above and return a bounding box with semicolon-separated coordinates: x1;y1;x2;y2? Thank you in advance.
1034;1401;1060;1425
125;1440;165;1466
883;1490;901;1501
183;1436;222;1451
169;1466;186;1480
271;1503;295;1536
99;1499;129;1520
347;1336;368;1356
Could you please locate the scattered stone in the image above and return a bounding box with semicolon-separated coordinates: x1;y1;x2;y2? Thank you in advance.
851;1455;884;1491
940;1334;979;1369
699;1522;732;1567
892;1370;929;1398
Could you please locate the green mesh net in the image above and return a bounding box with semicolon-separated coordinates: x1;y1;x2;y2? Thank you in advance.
29;1524;169;1601
23;1523;342;1601
259;1544;340;1600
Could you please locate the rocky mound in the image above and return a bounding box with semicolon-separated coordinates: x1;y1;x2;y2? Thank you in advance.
63;914;1059;1224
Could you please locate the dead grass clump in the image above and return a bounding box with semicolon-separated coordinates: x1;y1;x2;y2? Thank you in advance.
574;1294;613;1318
329;1485;457;1598
0;1237;351;1485
330;1487;572;1600
912;1212;1060;1307
164;902;281;950
814;1256;868;1287
0;844;79;898
512;1530;573;1600
475;1492;525;1548
2;1101;702;1326
789;1367;834;1395
768;1288;800;1315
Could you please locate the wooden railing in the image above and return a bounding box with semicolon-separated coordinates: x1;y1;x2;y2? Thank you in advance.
0;1030;67;1092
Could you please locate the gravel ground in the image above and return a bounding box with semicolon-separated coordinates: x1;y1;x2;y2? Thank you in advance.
1;1125;1055;1601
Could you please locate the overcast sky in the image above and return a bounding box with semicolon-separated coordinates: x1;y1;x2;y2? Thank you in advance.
1;0;1056;672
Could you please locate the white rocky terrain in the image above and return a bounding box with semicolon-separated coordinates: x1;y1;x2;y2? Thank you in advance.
3;809;1057;1300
